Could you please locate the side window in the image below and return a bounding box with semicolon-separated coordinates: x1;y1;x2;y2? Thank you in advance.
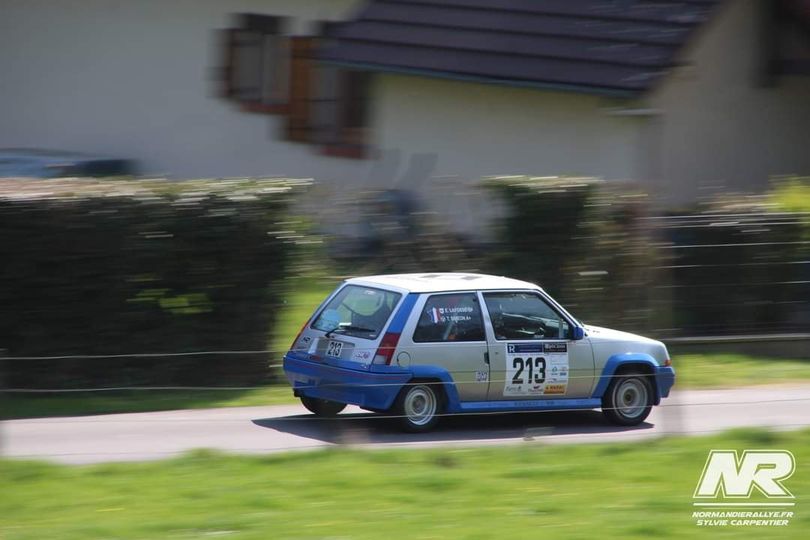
412;293;485;343
483;292;570;340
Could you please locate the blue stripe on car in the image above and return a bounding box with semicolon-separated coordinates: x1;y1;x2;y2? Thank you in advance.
387;292;419;333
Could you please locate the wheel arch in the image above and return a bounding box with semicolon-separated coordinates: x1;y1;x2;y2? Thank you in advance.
591;353;661;405
406;365;461;413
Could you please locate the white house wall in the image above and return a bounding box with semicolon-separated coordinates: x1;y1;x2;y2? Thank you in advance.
648;0;810;203
370;74;645;232
0;0;366;183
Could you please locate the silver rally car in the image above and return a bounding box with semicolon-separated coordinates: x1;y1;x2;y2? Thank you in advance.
283;273;675;432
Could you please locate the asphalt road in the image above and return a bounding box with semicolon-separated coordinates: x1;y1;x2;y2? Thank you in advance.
3;385;809;464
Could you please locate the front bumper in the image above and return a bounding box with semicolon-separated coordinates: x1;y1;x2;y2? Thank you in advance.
655;366;675;400
283;352;410;410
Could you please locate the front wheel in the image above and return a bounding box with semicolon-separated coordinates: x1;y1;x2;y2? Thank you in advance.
300;396;346;417
602;373;653;426
394;383;442;432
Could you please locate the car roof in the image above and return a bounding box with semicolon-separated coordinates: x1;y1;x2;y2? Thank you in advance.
346;273;541;293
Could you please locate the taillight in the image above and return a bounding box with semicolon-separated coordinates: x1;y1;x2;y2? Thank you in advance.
373;332;401;365
663;358;672;367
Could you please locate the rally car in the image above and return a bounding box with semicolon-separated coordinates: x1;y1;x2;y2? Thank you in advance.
283;273;674;432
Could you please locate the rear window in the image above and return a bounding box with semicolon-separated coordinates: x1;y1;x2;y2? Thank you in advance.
311;285;402;340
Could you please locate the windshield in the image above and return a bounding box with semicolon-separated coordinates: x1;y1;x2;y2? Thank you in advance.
311;285;402;340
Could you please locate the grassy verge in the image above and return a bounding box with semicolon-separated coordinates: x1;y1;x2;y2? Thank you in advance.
2;428;808;539
1;386;296;420
674;353;810;388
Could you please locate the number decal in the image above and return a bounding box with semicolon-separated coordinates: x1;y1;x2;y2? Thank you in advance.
534;357;545;384
326;340;343;358
510;357;545;385
512;357;524;384
504;343;567;396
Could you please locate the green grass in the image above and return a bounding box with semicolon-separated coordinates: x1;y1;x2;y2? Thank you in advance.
675;354;810;388
268;276;338;362
1;386;297;420
2;428;808;539
769;176;810;213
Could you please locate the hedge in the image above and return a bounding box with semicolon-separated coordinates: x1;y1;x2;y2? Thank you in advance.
484;176;659;333
0;178;307;388
483;176;810;337
662;187;810;336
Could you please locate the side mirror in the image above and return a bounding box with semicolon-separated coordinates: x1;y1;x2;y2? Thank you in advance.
571;326;585;341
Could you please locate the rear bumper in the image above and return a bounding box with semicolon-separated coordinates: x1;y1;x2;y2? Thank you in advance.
283;353;410;411
655;366;675;400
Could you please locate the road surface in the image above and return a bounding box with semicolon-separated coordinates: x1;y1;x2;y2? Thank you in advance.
3;385;809;464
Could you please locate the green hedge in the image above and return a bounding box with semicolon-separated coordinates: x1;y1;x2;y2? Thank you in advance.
0;178;307;388
484;176;658;332
663;186;810;336
484;176;810;337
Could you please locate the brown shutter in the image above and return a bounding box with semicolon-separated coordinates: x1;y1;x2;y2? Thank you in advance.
220;28;239;99
286;37;316;142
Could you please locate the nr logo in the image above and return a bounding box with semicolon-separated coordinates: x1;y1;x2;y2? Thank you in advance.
694;450;795;499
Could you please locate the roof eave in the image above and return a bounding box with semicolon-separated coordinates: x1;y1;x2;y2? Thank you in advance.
319;59;643;99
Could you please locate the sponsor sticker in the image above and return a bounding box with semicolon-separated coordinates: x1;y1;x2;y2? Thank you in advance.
351;349;373;364
503;342;568;397
427;305;474;324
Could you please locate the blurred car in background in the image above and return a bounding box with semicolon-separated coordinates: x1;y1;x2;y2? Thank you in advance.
0;149;136;178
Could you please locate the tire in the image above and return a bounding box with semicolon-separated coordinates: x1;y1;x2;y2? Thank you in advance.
300;396;346;417
602;372;654;426
394;382;442;432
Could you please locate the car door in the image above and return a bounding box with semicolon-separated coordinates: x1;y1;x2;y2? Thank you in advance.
480;290;595;400
399;292;490;402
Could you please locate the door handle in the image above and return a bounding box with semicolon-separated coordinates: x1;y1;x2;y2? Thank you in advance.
484;351;490;364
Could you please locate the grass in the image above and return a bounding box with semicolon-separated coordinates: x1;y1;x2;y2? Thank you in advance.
1;427;808;539
674;354;810;388
1;386;297;420
268;276;338;362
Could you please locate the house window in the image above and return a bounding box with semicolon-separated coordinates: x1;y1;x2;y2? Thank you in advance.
313;67;371;159
286;22;371;158
219;17;372;158
223;14;289;113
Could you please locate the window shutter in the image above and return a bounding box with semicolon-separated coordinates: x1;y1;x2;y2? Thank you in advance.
286;37;316;142
220;28;239;99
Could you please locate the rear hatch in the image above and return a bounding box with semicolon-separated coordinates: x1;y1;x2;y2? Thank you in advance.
291;283;404;371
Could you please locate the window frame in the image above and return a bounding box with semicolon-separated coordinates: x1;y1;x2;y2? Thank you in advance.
411;292;487;344
223;13;290;114
480;289;578;342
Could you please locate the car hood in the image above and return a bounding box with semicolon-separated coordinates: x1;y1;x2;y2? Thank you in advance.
584;325;669;365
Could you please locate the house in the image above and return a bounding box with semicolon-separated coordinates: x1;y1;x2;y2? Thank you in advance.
2;0;809;224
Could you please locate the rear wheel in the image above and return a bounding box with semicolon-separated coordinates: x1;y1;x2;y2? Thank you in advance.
602;372;653;426
394;383;442;432
300;396;346;417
